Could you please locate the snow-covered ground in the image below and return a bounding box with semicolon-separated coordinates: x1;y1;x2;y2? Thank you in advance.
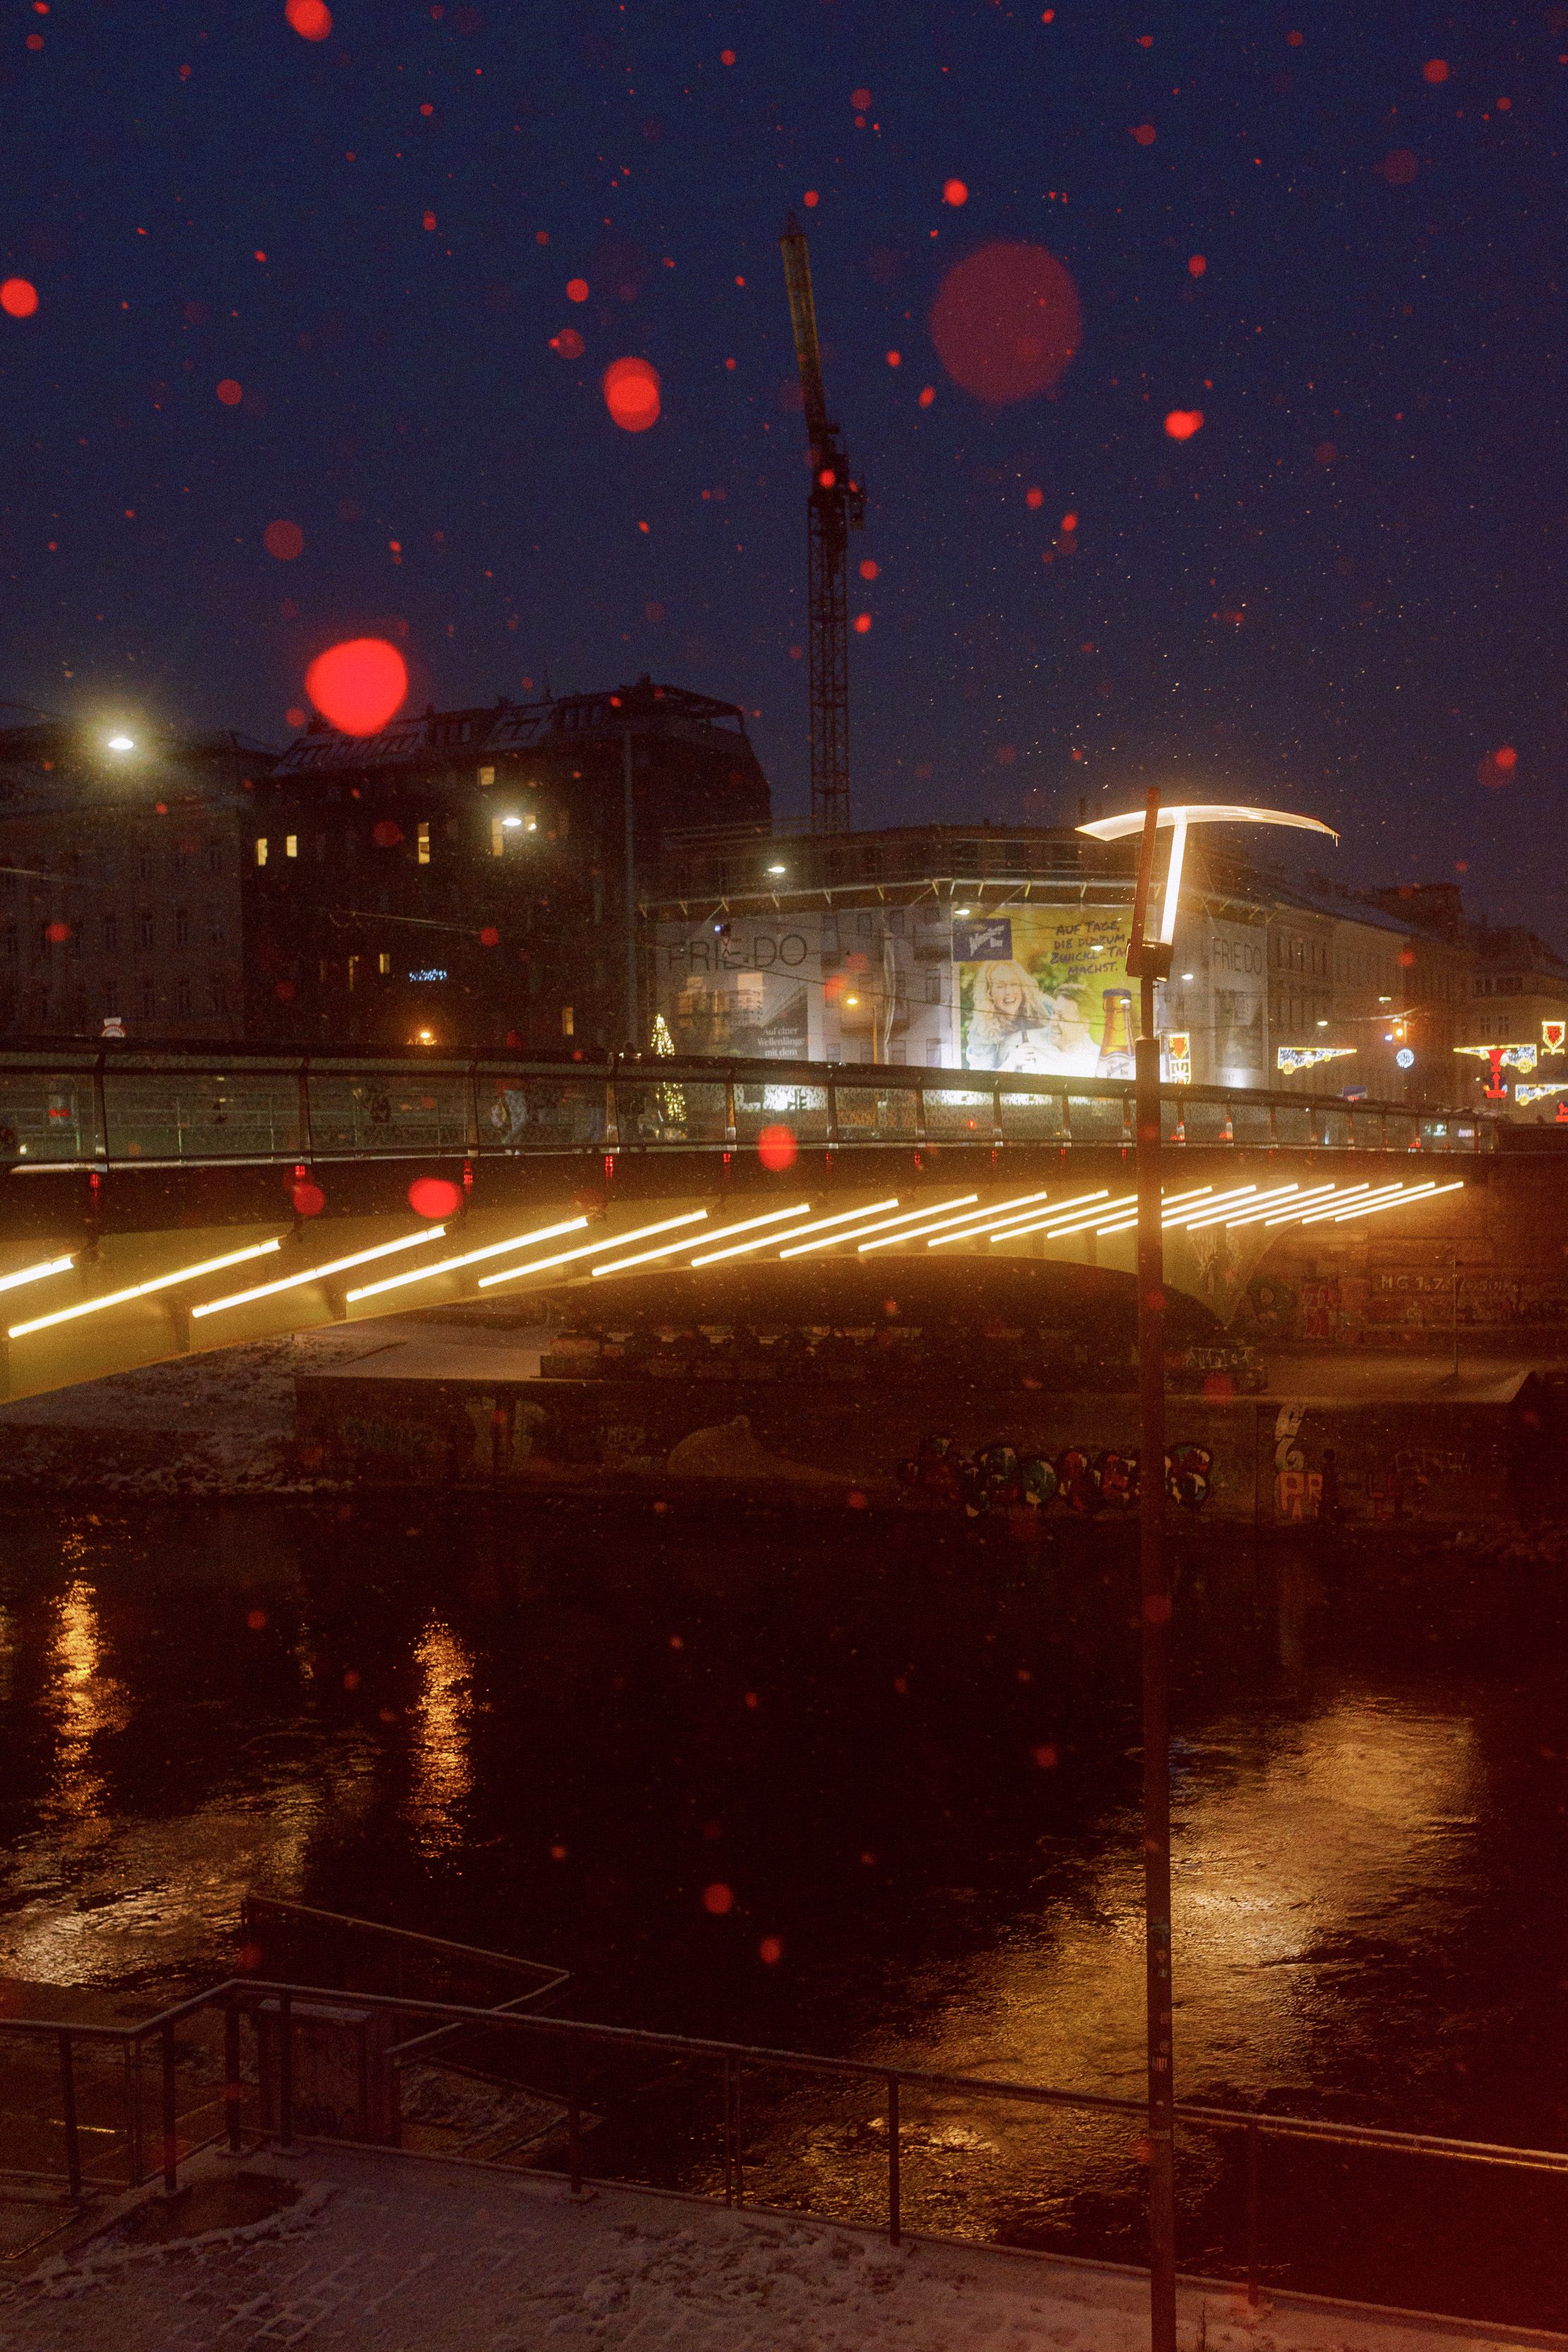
0;2141;1547;2352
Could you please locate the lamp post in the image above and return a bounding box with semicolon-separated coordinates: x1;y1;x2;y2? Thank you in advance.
1077;794;1337;2352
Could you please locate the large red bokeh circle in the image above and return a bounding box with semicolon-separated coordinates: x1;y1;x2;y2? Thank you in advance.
304;637;409;735
408;1176;462;1219
929;242;1081;405
603;356;662;433
757;1124;797;1172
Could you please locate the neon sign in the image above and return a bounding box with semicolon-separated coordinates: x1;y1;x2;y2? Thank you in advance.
1277;1044;1354;1073
409;967;449;982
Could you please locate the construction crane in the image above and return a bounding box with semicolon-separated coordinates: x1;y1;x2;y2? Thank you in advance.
780;214;866;833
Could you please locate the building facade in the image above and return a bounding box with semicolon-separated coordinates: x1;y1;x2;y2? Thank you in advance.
252;677;770;1052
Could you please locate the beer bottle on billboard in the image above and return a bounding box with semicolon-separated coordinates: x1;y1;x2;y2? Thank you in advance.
1096;989;1135;1079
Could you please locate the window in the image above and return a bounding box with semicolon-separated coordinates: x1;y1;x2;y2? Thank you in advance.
255;838;268;866
2;924;14;960
284;834;298;859
315;833;327;861
478;765;495;786
141;977;155;1018
347;954;360;992
102;913;118;953
138;913;155;951
561;1003;575;1037
207;843;224;875
490;816;505;857
174;975;191;1015
925;968;943;1004
417;820;431;866
174;907;191;948
208;975;225;1015
138;848;155;879
208;917;225;946
378;951;391;976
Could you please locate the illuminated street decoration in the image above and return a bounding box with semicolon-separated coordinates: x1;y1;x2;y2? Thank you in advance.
194;1226;446;1317
1162;1032;1192;1085
1277;1044;1355;1073
1516;1081;1568;1106
1455;1041;1536;1097
346;1214;589;1301
1542;1020;1566;1052
1078;802;1339;958
8;1238;282;1339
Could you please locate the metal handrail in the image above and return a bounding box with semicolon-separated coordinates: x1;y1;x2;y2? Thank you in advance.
2;1970;1565;2321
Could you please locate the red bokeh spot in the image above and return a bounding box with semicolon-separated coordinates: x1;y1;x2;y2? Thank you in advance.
1313;440;1337;467
702;1882;735;1916
422;210;438;232
1061;509;1078;531
1;278;40;319
286;705;306;728
216;378;243;405
886;348;901;366
1379;148;1419;185
846;1490;868;1510
759;1936;783;1964
1164;408;1204;440
1033;1743;1059;1768
1130;122;1157;144
757;1124;797;1171
409;1176;461;1219
1478;746;1517;788
1423;57;1449;83
1025;486;1044;509
372;818;404;846
853;612;872;633
859;558;879;579
603;354;661;433
246;1609;268;1631
720;46;735;64
479;925;500;946
929;243;1081;404
918;385;935;406
1188;254;1206;277
291;1180;326;1217
565;276;589;302
306;638;409;735
852;86;871;109
803;188;819;207
943;176;969;205
286;0;332;35
551;326;584;358
263;519;304;560
44;920;70;943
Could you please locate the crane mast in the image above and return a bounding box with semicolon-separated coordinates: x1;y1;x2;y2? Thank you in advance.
780;215;865;833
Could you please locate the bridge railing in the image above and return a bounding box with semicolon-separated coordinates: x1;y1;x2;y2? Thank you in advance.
0;1047;1496;1171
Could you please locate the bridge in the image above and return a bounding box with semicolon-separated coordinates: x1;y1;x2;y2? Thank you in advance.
0;1044;1512;1402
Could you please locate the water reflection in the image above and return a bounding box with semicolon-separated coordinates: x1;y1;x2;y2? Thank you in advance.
406;1620;475;1859
49;1576;127;1824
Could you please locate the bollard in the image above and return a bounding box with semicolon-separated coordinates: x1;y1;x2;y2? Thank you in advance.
566;2039;583;2196
1245;2120;1261;2306
277;1993;294;2149
224;1996;243;2154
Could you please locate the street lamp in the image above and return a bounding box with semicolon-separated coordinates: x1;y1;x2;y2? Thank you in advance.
1077;792;1336;2352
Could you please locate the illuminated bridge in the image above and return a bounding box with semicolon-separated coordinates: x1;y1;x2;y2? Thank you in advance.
0;1045;1514;1402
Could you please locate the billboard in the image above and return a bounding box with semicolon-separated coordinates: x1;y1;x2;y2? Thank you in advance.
956;907;1136;1075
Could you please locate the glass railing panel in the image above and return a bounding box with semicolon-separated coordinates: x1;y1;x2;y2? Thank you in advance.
472;1073;606;1152
104;1070;302;1161
0;1068;102;1163
611;1079;728;1147
732;1080;829;1145
306;1066;475;1155
833;1083;919;1143
922;1087;996;1142
996;1085;1068;1142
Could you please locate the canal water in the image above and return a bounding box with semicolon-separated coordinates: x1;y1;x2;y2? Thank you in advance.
1;1496;1567;2321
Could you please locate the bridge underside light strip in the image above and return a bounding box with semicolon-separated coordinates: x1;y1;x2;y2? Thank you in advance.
478;1210;708;1290
1220;1183;1340;1228
195;1226;447;1318
346;1215;588;1303
1295;1182;1411;1226
593;1203;809;1278
989;1194;1137;1242
1329;1180;1461;1223
861;1189;1057;1254
1092;1186;1264;1238
919;1189;1111;1251
8;1237;283;1339
692;1198;898;1265
1262;1183;1375;1227
777;1196;979;1259
0;1253;76;1296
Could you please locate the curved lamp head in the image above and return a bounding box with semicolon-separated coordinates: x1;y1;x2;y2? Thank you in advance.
1078;799;1338;969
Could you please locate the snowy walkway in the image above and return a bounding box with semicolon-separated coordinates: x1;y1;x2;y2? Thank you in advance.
0;2142;1557;2352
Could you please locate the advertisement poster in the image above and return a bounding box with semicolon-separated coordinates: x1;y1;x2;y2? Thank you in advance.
955;908;1135;1075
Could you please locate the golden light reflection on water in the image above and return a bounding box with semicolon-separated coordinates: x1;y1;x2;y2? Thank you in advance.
49;1578;128;1826
406;1620;476;1859
890;1696;1478;2106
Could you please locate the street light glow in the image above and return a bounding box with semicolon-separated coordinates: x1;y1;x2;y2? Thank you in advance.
105;733;135;752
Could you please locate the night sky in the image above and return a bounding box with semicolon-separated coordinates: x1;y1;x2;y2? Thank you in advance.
4;2;1564;931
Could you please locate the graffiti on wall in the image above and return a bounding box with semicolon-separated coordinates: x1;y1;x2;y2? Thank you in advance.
898;1433;1214;1515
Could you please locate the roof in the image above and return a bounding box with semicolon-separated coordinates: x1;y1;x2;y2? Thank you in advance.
271;677;752;780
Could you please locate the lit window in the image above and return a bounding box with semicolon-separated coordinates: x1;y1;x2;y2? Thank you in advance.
561;1004;574;1038
478;765;495;787
417;820;431;865
347;954;360;992
285;835;298;859
255;838;268;866
378;951;392;976
490;816;505;857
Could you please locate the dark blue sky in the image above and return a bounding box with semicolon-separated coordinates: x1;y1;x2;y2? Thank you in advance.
4;0;1564;929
